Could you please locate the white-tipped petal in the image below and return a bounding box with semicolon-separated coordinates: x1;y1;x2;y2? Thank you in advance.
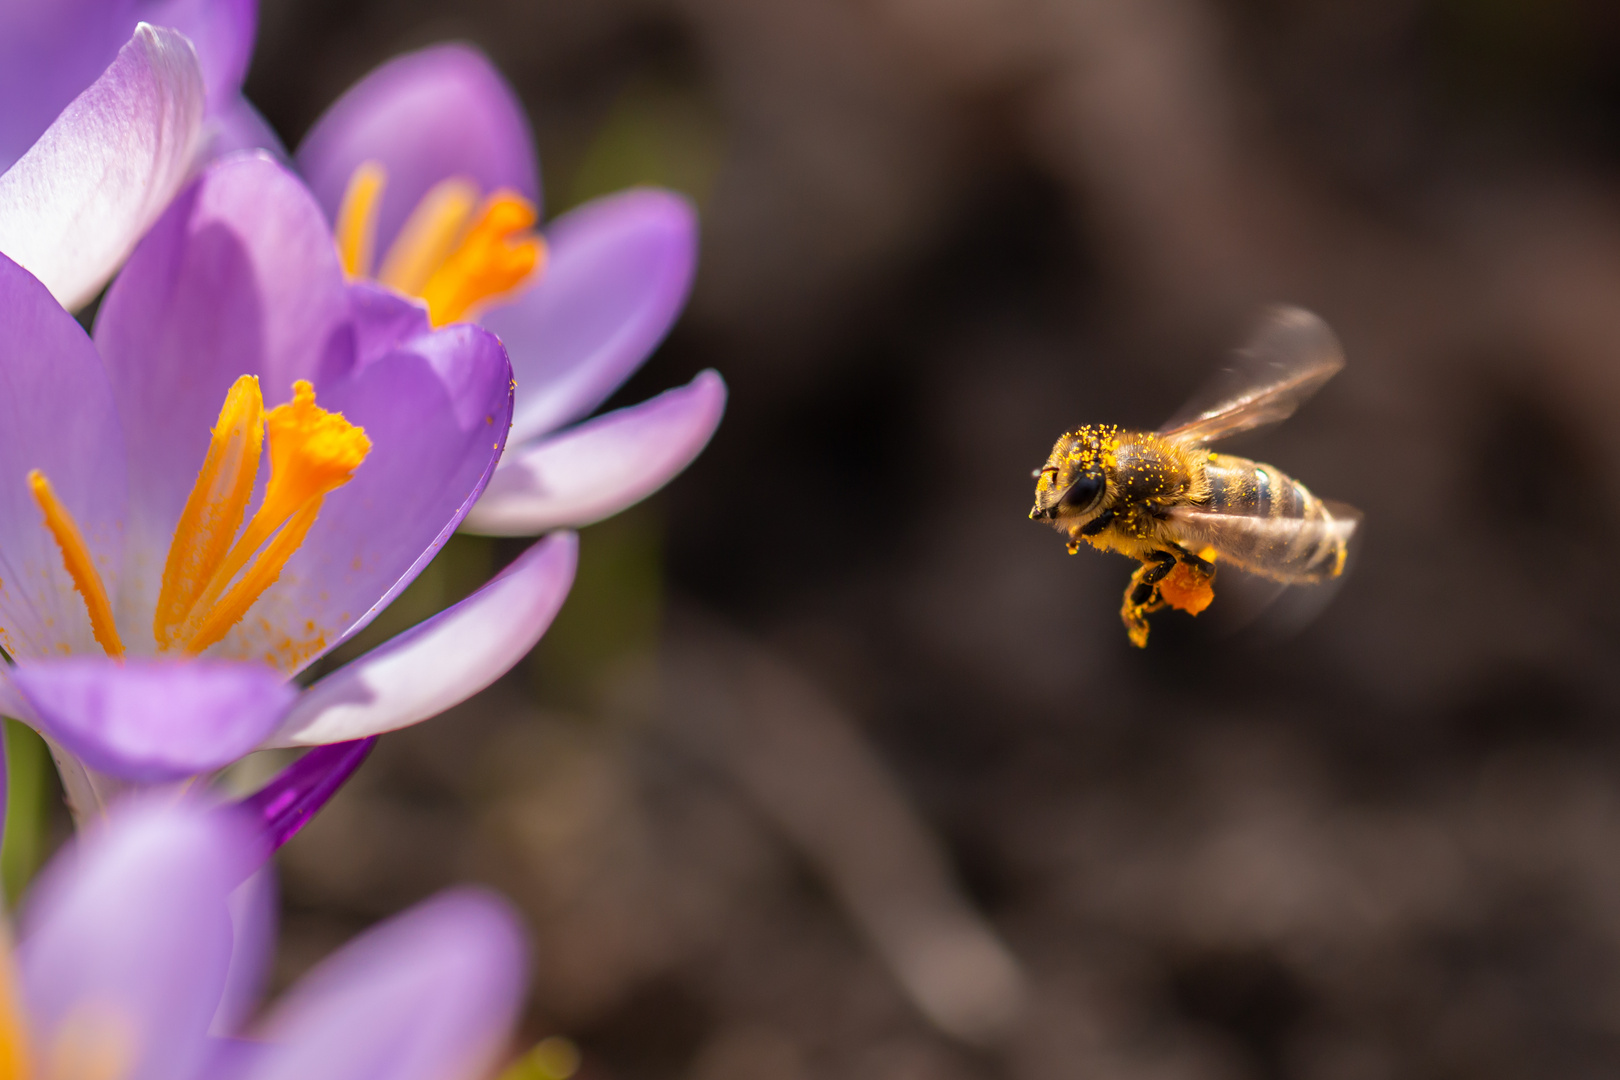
269;533;577;747
0;24;204;309
462;369;726;536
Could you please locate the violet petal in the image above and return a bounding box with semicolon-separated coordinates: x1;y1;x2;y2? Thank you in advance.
485;188;698;444
463;370;726;536
135;0;257;104
0;252;128;660
203;94;287;162
269;533;576;747
11;659;295;783
241;888;527;1080
0;0;138;173
239;737;377;849
18;799;264;1080
211;864;278;1036
0;24;204;309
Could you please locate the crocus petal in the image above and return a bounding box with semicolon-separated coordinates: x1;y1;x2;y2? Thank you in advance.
239;737;377;848
242;888;526;1080
270;533;576;747
11;659;296;783
0;253;128;660
203;94;287;162
295;42;539;253
0;664;37;727
463;370;725;536
0;24;204;310
212;865;277;1036
208;323;514;674
135;0;257;103
486;188;698;444
95;153;351;638
344;281;431;374
0;1;135;172
0;0;254;170
19;799;264;1080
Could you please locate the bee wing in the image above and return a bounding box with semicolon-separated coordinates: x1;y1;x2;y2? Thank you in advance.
1170;499;1361;584
1158;306;1345;446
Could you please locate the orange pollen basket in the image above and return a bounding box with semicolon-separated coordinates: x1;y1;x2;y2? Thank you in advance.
32;376;371;661
337;163;546;327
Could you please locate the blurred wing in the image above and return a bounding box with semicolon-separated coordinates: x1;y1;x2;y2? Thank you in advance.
1171;499;1361;584
1159;306;1345;446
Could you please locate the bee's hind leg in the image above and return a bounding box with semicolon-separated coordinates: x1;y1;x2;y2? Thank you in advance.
1173;543;1215;577
1121;551;1176;647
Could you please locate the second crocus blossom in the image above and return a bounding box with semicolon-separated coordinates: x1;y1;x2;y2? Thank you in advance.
0;23;203;310
296;43;726;537
3;796;527;1080
0;151;575;812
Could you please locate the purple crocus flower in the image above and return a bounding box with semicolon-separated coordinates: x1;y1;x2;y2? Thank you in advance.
0;24;204;311
4;795;527;1079
295;43;727;536
0;149;576;815
0;0;272;176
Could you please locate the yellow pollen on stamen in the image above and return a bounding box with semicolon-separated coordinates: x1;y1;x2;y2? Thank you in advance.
28;471;122;659
375;176;480;297
153;375;264;650
334;160;387;279
416;190;546;326
172;380;371;655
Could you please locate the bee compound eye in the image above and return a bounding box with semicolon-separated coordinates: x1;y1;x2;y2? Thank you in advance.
1059;473;1103;510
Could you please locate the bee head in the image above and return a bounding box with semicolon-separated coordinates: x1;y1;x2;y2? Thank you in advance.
1029;425;1117;523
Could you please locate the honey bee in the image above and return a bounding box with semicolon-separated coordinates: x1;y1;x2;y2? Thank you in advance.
1030;306;1360;647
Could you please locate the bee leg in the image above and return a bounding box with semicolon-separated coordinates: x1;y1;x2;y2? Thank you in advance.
1121;551;1176;647
1140;550;1178;585
1066;509;1116;554
1079;509;1115;537
1159;541;1212;576
1185;556;1214;579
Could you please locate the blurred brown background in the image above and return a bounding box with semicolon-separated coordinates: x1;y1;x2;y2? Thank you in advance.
244;1;1620;1077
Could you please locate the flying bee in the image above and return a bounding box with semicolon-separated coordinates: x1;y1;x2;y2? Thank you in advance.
1030;306;1361;647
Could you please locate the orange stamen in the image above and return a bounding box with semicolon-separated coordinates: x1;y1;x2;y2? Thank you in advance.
185;497;323;655
375;176;479;297
417;191;545;326
153;375;264;649
29;471;122;658
335;161;387;279
173;380;370;654
0;923;31;1080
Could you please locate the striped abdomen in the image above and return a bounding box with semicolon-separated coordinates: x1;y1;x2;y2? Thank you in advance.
1191;454;1349;583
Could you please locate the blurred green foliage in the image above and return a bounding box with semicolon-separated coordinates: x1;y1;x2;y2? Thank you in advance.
530;505;665;712
3;719;52;905
566;78;725;211
497;1036;582;1080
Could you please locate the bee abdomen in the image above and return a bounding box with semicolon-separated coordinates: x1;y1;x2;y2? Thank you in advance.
1201;455;1346;582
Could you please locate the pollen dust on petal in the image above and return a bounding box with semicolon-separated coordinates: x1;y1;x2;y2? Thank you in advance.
252;616;328;673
